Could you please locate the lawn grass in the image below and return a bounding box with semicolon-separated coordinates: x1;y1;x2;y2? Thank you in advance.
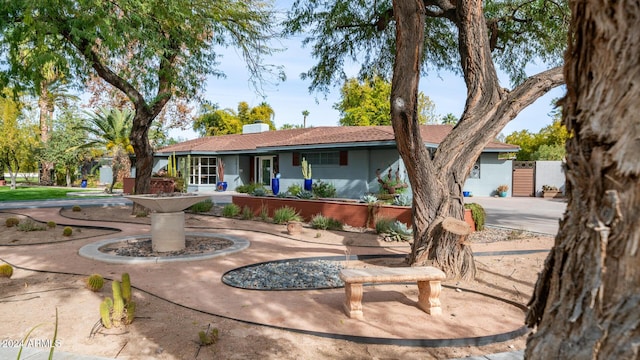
0;186;90;201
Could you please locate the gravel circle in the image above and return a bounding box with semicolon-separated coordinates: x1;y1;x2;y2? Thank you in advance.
99;236;234;257
222;259;345;290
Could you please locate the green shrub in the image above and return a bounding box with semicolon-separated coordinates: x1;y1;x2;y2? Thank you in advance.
464;203;486;231
276;192;289;198
236;183;263;194
62;226;73;236
360;194;378;204
17;220;46;232
375;217;395;234
382;221;413;242
312;180;337;198
46;221;57;228
222;204;241;218
272;206;302;224
310;214;343;230
189;199;213;213
296;190;314;199
5;217;20;227
135;211;148;218
287;184;302;196
392;194;412;206
72;205;82;212
241;206;254;220
251;188;267;196
259;205;269;221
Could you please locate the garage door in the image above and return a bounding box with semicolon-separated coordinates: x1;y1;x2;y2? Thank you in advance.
512;161;535;197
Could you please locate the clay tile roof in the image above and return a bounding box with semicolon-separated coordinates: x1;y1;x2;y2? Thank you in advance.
157;125;518;153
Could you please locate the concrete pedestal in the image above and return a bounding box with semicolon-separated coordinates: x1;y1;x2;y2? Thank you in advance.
151;212;185;252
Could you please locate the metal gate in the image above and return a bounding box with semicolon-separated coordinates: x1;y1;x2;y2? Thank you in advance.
512;161;535;197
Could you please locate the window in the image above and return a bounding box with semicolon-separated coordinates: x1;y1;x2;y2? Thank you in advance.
468;159;480;179
300;152;339;166
190;157;218;185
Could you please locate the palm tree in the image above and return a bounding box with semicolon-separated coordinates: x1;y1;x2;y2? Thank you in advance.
302;110;310;128
77;108;134;193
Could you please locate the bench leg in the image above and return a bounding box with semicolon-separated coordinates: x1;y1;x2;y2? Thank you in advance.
343;282;364;319
417;280;442;315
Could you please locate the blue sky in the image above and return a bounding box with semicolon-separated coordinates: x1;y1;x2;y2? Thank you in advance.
172;3;565;140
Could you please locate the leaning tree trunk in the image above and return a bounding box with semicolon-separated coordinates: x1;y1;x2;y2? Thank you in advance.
390;0;564;280
38;85;54;186
525;1;640;358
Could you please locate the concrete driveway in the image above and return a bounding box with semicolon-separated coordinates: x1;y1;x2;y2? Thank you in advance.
466;196;567;235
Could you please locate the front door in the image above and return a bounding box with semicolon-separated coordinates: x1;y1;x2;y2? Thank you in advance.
255;156;273;187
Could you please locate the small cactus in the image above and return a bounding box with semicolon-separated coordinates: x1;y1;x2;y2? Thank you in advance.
100;298;113;329
0;264;13;278
112;281;124;326
198;326;219;345
62;226;73;236
124;301;136;325
72;205;82;212
46;221;56;228
5;217;20;227
121;273;131;303
86;274;104;291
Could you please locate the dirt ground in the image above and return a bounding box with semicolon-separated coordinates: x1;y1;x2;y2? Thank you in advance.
0;207;553;360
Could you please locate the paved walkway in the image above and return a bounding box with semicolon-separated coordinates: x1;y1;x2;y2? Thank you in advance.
0;194;557;359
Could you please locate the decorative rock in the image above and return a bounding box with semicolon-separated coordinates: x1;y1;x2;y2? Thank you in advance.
286;221;303;235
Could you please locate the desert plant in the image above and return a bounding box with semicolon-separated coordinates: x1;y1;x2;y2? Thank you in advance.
72;205;82;212
392;194;412;206
296;190;314;199
86;274;105;291
46;221;57;228
375;217;395;234
189;199;214;213
312;180;337;198
382;221;413;242
301;157;312;179
464;203;486;231
542;184;559;191
259;205;269;221
272;206;303;224
310;214;343;230
222;203;241;218
62;226;73;236
17;219;47;232
198;325;219;346
360;194;378;204
376;167;408;194
235;182;263;194
135;210;148;218
5;217;20;227
241;206;254;220
0;263;13;278
287;183;302;196
251;187;267;196
276;191;289;198
100;274;136;329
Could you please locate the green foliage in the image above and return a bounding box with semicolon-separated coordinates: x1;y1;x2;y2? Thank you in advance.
194;102;276;136
360;194;378;204
0;263;13;278
62;226;73;236
251;187;267;196
189;199;214;213
375;217;395;235
46;221;56;228
392;194;412;206
100;274;135;329
296;190;314;199
100;298;113;329
310;214;344;230
86;274;105;292
241;206;254;220
272;206;303;224
506;119;569;160
222;204;241;218
312;180;337;198
198;326;219;346
5;217;20;227
464;203;486;231
441;113;458;125
381;221;413;242
287;184;303;196
121;273;132;303
0;92;39;187
334;76;437;125
259;205;269;221
283;0;567;93
276;191;289;198
72;205;82;212
17;219;46;232
0;187;87;201
236;183;263;194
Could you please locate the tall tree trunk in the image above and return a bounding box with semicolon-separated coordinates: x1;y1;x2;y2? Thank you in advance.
391;0;564;279
38;84;54;185
525;1;640;358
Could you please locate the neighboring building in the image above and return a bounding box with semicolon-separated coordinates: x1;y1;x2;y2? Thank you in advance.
154;124;519;198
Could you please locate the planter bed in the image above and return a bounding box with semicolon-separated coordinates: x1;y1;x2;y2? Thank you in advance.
232;195;475;232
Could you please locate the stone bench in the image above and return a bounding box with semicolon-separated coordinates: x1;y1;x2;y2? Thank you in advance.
338;266;446;319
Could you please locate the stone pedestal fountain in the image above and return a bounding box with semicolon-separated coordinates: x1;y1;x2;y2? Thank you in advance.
125;194;211;252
